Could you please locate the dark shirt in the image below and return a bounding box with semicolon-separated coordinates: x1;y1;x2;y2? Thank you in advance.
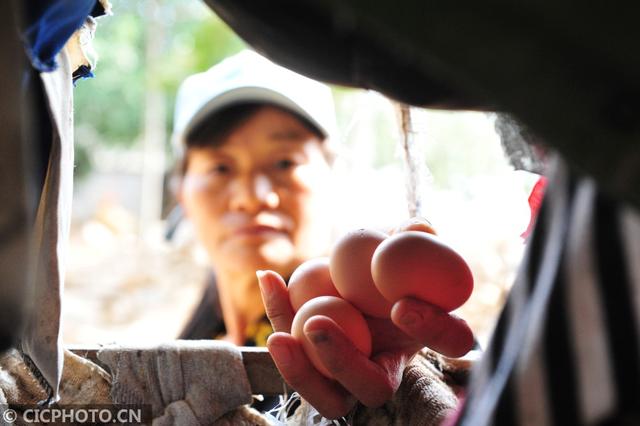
179;272;273;345
179;272;224;340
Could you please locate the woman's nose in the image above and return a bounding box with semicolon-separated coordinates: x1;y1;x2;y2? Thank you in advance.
229;173;280;213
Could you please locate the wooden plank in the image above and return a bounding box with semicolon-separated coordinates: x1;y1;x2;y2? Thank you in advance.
240;346;291;396
68;345;289;396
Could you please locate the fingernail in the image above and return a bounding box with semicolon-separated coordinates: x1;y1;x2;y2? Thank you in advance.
400;310;421;327
270;343;292;365
256;270;273;296
305;329;330;345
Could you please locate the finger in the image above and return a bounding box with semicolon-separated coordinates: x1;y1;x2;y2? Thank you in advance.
366;316;422;355
390;298;474;358
304;316;406;408
267;332;357;419
257;270;294;333
391;217;437;235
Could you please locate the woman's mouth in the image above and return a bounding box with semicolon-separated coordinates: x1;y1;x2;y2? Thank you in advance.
233;225;284;237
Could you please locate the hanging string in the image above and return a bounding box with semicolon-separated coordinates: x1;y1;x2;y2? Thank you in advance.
396;103;428;219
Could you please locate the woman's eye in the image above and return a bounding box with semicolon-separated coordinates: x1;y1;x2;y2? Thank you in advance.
274;159;296;170
208;164;231;175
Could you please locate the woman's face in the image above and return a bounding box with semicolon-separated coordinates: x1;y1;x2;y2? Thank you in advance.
180;106;333;275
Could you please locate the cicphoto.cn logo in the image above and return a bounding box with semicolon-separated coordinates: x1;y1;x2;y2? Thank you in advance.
2;404;151;424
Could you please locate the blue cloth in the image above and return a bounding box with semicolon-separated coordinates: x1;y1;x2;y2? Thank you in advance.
23;0;97;72
73;65;94;85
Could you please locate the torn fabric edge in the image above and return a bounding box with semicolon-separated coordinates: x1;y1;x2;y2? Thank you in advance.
22;0;109;73
20;47;75;404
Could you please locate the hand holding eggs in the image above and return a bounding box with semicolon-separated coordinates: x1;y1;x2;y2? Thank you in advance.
291;296;371;378
285;221;474;378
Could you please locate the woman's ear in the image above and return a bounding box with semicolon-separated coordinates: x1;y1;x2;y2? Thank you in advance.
171;153;190;207
169;172;186;211
176;181;184;205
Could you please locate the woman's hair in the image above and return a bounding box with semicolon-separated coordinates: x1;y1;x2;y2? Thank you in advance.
180;102;333;175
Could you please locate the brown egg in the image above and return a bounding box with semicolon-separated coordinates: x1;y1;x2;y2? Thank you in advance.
288;257;340;312
291;296;372;378
394;217;437;235
371;231;473;312
329;229;393;318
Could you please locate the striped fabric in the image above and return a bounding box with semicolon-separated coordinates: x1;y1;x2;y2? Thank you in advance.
455;155;640;426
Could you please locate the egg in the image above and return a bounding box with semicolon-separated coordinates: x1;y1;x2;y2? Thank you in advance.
395;218;437;235
371;231;473;312
288;257;340;312
329;229;393;318
291;296;372;378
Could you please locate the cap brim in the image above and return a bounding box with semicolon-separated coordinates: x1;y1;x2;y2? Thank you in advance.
182;86;329;143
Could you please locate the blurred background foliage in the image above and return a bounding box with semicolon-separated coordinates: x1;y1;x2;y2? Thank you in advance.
73;0;508;190
74;0;245;179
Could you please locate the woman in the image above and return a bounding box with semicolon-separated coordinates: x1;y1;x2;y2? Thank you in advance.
172;50;337;346
172;51;475;419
